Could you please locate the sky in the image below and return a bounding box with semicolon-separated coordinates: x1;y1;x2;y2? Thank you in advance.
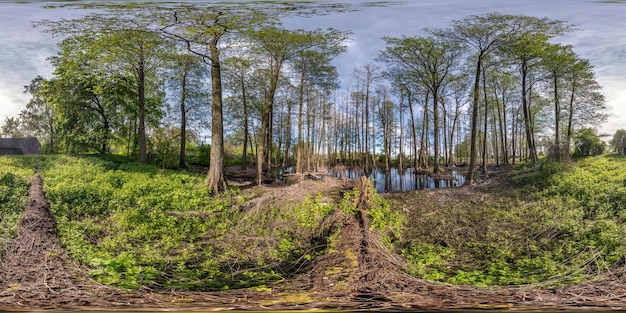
1;0;625;136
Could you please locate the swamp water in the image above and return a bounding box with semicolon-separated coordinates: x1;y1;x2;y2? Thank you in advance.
328;167;466;193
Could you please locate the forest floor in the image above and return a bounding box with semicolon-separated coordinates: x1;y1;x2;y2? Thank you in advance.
1;166;626;311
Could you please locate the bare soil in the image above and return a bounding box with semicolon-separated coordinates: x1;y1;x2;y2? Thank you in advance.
1;169;626;310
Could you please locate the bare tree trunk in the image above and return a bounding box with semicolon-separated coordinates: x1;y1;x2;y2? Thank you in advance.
565;77;576;158
521;60;537;163
481;67;488;172
464;56;483;186
138;51;147;164
179;64;188;169
206;36;228;194
283;100;292;169
553;74;561;159
241;78;249;170
408;91;418;170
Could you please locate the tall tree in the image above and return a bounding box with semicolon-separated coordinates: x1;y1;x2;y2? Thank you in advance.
248;26;349;184
20;76;56;152
160;6;268;193
439;13;522;185
562;57;606;157
223;56;256;170
440;13;569;184
609;129;626;154
352;63;382;174
166;52;210;168
39;11;169;161
379;36;460;173
292;49;340;174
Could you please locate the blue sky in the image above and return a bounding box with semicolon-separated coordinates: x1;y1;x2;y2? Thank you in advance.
1;0;625;136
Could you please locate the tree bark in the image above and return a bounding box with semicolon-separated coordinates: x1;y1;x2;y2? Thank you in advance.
206;35;228;194
179;64;188;169
138;50;147;164
464;56;482;186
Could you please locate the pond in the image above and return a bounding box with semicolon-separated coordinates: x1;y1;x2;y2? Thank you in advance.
328;167;466;193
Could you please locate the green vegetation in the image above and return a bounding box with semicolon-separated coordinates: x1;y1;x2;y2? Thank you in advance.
3;153;626;290
401;154;626;286
0;156;34;256
35;155;336;290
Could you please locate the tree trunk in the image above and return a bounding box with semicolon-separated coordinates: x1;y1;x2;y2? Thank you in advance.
283;100;292;169
481;67;489;172
521;59;537;163
296;72;305;174
138;51;147;164
206;36;228;194
464;56;482;186
553;74;561;160
565;77;576;159
241;74;249;170
433;91;441;174
256;60;281;185
179;64;188;169
408;91;418;170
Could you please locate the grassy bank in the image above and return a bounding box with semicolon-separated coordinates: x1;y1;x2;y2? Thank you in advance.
397;154;626;286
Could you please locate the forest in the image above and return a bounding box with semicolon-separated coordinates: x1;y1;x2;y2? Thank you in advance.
2;2;626;310
1;2;623;191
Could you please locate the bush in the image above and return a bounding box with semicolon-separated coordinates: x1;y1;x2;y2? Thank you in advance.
573;128;605;157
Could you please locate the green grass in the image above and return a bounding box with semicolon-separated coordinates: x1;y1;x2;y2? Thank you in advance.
0;156;35;257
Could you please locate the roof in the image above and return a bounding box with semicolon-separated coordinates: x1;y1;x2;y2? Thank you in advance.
0;137;41;149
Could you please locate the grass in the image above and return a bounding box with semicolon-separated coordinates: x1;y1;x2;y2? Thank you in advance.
0;156;35;256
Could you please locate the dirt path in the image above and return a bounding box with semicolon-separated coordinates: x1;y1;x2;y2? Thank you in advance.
1;173;626;310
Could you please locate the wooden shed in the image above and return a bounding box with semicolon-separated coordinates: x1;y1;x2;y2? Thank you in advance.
0;137;41;155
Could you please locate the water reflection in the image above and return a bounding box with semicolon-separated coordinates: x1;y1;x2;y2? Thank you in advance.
329;167;465;193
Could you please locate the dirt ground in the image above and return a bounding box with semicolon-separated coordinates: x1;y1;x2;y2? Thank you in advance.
1;168;626;311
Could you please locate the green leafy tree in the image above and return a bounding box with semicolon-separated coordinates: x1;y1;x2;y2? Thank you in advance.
20;76;56;152
46;35;138;154
563;58;607;158
38;10;170;162
159;6;270;193
609;129;626;154
379;36;461;174
440;13;571;184
248;26;349;184
573;128;605;157
0;117;23;138
165;52;210;168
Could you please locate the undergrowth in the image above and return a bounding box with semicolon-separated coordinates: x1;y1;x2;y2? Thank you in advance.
39;155;336;290
401;154;626;286
0;156;34;257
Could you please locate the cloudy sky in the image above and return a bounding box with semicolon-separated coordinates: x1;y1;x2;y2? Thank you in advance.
1;0;625;135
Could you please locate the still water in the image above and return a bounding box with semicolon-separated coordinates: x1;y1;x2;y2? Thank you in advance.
328;167;465;193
